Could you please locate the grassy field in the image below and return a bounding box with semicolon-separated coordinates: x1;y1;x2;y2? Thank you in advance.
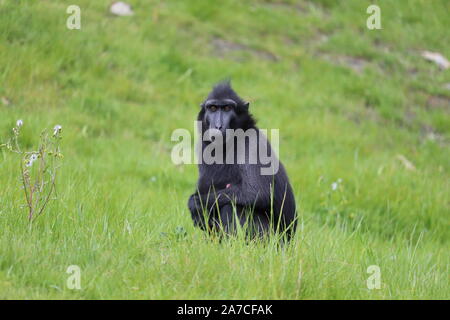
0;0;449;299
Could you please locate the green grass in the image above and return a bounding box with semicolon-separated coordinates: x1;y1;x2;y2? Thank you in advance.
0;0;449;299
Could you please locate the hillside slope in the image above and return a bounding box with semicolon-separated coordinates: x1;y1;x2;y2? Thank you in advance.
0;0;448;299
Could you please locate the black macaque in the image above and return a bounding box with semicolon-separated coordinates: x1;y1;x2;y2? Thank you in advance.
187;81;297;240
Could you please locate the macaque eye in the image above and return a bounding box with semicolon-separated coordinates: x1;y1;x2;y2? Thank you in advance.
223;105;232;112
209;105;217;112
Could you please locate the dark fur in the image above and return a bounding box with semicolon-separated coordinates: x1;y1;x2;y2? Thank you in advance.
188;81;297;240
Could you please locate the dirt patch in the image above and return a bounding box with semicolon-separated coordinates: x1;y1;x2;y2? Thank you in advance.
289;29;330;47
373;39;392;54
404;109;417;124
260;1;310;13
311;32;330;45
421;124;448;146
347;105;383;125
211;37;279;62
260;0;329;16
318;53;370;73
426;95;450;112
212;38;246;54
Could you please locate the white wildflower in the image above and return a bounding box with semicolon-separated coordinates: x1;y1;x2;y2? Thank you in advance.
26;154;38;167
331;178;343;191
16;119;23;127
53;124;62;136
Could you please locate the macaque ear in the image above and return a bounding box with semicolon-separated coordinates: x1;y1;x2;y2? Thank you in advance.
244;102;250;110
200;102;205;108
